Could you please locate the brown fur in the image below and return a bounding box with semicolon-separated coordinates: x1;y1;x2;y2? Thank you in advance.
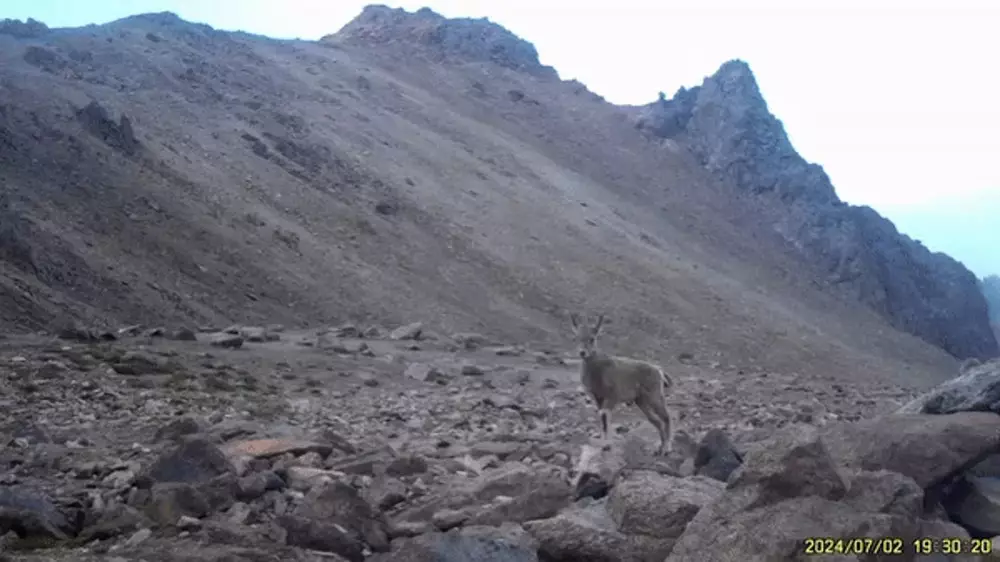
571;313;675;455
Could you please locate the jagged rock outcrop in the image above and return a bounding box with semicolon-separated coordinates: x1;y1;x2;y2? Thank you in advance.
0;18;49;39
76;101;140;155
637;59;998;360
326;5;557;79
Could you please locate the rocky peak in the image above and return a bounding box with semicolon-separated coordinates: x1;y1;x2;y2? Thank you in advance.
0;18;50;39
704;59;761;98
328;5;557;79
637;59;998;360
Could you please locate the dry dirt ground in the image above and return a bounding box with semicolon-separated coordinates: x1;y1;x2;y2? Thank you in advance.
0;323;919;561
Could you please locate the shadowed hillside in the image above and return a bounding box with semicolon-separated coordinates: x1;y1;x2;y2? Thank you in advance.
0;6;989;388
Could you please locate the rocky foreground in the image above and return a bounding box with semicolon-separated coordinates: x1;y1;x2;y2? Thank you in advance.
1;322;998;561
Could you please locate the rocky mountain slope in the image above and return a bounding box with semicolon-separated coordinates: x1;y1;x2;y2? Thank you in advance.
0;5;991;392
634;60;998;360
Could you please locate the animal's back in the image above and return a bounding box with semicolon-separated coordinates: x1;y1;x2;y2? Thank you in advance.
613;355;668;397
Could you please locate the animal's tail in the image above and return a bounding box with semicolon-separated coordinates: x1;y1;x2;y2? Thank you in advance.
659;367;673;389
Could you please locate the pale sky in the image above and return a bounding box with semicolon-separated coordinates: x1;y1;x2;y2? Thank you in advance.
4;0;998;275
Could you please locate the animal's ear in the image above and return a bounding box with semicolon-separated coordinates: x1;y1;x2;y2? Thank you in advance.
570;313;579;330
594;314;605;333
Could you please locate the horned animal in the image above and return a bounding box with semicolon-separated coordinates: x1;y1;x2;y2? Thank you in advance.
570;313;675;455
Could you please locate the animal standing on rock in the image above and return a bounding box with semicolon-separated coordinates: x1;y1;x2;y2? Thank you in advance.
570;313;675;455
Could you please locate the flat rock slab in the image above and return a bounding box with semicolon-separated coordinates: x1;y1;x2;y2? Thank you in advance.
222;438;333;460
898;359;1000;414
819;412;1000;488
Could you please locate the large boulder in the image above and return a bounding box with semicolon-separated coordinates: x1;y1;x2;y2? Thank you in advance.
606;471;723;540
394;463;571;529
898;359;1000;415
944;474;1000;537
819;412;1000;488
288;480;391;553
524;498;674;562
692;428;743;482
0;485;76;540
666;426;929;561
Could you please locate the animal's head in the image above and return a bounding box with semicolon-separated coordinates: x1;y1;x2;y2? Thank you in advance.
570;313;605;359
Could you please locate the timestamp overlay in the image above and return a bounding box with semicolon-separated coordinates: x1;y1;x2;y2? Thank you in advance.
801;537;993;557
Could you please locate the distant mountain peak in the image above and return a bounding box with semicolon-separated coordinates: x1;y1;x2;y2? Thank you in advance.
635;59;998;359
327;4;557;78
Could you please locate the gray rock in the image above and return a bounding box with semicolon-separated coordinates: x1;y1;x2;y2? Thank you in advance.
145;483;210;526
842;470;923;519
404;363;448;383
525;498;674;562
607;472;723;539
898;359;1000;414
154;417;203;442
139;438;235;485
293;480;390;553
727;426;847;506
572;443;627;501
692;428;743;482
278;514;365;562
239;326;278;342
385;454;429;477
819;412;1000;488
328;445;396;476
366;476;407;511
944;475;1000;536
465;472;572;527
78;503;149;542
389;322;423;341
451;332;489;350
370;526;538;562
110;350;173;375
461;364;486;376
209;334;243;349
171;327;198;341
236;471;284;502
0;485;75;540
397;464;571;529
667;495;914;562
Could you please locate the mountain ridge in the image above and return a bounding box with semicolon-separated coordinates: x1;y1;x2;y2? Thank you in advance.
635;59;997;359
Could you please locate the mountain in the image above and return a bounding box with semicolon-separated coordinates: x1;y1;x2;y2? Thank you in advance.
0;6;993;388
883;191;1000;279
634;61;998;360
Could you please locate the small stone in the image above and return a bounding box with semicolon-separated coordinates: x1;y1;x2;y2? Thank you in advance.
210;334;244;349
176;515;202;530
461;364;485;376
124;527;152;547
389;322;423;341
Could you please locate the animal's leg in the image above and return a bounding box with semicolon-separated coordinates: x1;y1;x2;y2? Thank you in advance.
599;407;612;449
636;399;667;455
639;395;673;455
